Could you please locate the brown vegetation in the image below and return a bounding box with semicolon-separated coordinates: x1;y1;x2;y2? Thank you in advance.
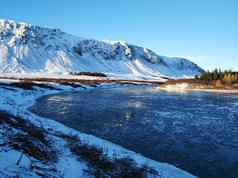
70;71;107;77
0;80;57;90
69;142;159;178
0;76;165;86
0;112;57;162
63;135;159;178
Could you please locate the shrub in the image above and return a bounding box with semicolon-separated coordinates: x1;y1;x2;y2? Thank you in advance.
0;112;57;162
0;80;56;90
68;141;159;178
10;133;57;162
70;71;107;77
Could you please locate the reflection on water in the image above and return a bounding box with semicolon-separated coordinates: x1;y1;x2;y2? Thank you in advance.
31;86;238;178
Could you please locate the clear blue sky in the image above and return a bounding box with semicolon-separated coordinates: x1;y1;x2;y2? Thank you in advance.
1;0;238;70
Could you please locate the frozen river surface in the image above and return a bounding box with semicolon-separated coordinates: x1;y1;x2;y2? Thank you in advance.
31;86;238;178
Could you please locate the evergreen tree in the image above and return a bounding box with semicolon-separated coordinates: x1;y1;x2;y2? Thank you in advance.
198;69;238;84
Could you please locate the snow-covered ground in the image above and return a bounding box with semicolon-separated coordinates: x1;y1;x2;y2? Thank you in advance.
0;19;203;80
0;79;196;178
0;73;109;81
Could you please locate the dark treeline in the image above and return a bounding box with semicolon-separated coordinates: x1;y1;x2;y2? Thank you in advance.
195;69;238;84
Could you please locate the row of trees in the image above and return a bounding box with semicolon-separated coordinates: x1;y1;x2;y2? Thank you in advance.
195;69;238;84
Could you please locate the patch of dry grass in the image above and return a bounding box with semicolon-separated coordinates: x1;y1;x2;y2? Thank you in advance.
0;81;57;90
65;136;159;178
0;111;57;162
70;71;107;77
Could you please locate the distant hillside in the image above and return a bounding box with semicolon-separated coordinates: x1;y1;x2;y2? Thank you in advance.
0;19;204;79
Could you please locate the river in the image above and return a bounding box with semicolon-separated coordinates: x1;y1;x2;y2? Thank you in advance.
31;86;238;178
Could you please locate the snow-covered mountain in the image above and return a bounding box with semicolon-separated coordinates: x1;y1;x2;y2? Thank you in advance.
0;19;204;79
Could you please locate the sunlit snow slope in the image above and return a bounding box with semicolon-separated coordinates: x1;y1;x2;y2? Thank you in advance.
0;19;204;79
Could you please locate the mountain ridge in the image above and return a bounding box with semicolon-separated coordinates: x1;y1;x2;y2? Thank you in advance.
0;19;204;79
